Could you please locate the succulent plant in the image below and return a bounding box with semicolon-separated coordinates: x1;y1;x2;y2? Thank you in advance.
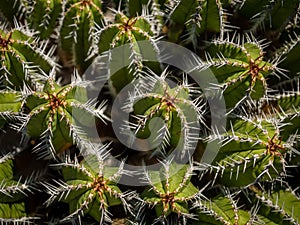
0;0;299;225
43;154;132;223
0;27;54;89
140;163;198;222
24;76;107;157
0;154;36;224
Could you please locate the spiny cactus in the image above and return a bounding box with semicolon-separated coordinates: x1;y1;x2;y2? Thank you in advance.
140;163;198;223
210;118;287;187
24;76;107;157
0;154;36;224
97;11;156;94
59;0;105;73
205;36;277;109
26;0;63;40
43;154;133;223
193;192;251;224
0;0;299;224
120;71;202;159
0;27;54;89
0;91;22;128
251;185;300;224
167;0;225;45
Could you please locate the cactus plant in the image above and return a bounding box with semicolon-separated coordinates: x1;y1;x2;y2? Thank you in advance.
0;27;54;89
0;0;299;225
139;162;199;223
0;154;36;224
43;154;133;224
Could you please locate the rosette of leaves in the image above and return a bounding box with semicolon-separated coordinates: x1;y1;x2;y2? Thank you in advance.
140;163;198;223
0;154;36;224
97;11;156;93
0;28;54;89
210;118;289;187
25;78;107;157
206;37;276;109
126;73;202;158
43;154;128;223
60;0;105;74
192;183;300;224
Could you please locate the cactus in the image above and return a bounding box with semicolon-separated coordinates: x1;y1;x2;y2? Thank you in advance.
59;0;105;74
210;118;287;187
120;72;202;159
24;77;108;157
43;154;132;223
193;193;251;224
139;163;198;223
167;0;224;45
0;0;299;224
97;11;156;93
26;0;63;40
0;91;22;128
0;27;54;89
205;37;276;109
0;154;36;224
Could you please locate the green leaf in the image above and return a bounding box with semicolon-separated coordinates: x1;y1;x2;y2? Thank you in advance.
61;165;92;182
60;0;104;74
238;0;270;21
0;158;28;203
279;42;300;78
244;43;262;60
213;119;283;186
88;193;104;222
142;163;197;217
167;164;189;193
68;189;94;213
0;159;13;181
27;107;51;138
281;115;300;142
127;0;149;17
206;41;272;109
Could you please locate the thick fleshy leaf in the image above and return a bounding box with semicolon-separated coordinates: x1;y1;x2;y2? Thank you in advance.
142;163;197;217
0;158;29;204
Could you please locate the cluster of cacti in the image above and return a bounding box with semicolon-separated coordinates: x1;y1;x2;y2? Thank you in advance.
0;0;300;224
